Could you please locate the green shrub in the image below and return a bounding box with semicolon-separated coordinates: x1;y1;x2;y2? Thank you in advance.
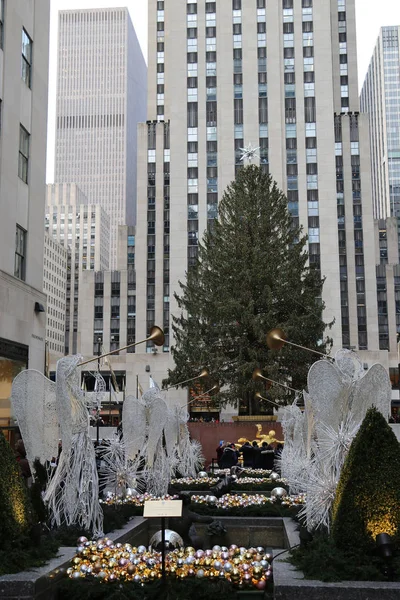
0;434;59;575
332;407;400;552
290;530;400;582
0;430;32;543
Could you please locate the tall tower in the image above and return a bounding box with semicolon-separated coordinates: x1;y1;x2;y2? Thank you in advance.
0;0;50;427
55;8;147;268
360;26;400;355
360;27;400;225
134;0;392;399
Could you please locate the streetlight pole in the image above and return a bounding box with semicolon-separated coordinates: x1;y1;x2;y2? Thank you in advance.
96;337;102;444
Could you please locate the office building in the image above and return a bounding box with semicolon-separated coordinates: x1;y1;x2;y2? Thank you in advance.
0;1;50;432
77;226;170;401
360;26;400;355
43;234;68;361
360;27;400;231
54;8;147;268
46;183;110;354
134;0;393;405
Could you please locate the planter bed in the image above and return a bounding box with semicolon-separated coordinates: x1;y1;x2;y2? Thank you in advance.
0;517;147;600
273;519;400;600
190;502;301;519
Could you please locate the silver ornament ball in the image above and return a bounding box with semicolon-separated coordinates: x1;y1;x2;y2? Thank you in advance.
271;487;287;500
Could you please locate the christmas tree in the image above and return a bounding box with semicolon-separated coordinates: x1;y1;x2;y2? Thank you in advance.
166;165;331;412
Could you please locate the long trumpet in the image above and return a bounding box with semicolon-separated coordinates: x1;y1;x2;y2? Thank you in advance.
165;368;209;391
78;326;165;367
186;383;220;407
252;368;300;394
266;327;332;360
254;391;280;409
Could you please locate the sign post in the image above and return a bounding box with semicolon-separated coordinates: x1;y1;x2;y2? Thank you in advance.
143;499;183;586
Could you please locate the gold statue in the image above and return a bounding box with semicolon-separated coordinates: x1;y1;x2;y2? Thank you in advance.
255;424;284;445
234;437;250;450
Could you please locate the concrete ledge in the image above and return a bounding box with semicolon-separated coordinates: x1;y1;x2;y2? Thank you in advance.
274;519;400;600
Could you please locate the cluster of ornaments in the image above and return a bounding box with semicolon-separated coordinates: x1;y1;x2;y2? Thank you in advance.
171;475;286;489
100;493;179;506
234;477;286;486
213;468;273;477
170;477;219;487
191;492;305;509
67;538;272;590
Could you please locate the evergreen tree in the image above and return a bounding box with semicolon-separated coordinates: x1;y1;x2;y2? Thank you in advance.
0;431;31;545
165;166;331;411
332;407;400;552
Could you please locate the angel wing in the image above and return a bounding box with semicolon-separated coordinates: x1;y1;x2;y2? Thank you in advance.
122;395;147;460
142;385;168;467
350;363;392;425
11;370;59;469
163;407;179;457
307;360;349;435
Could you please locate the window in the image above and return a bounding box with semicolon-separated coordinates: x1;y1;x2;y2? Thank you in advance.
21;29;32;88
18;125;30;183
15;226;26;281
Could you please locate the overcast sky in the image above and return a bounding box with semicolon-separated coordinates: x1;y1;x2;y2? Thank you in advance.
46;0;400;181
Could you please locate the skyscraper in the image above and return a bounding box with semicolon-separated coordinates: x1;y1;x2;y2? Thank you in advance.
46;183;110;355
360;27;400;226
0;0;50;430
54;8;147;268
360;26;400;356
135;0;388;383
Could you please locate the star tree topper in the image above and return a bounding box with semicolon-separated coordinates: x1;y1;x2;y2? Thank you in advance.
239;142;260;163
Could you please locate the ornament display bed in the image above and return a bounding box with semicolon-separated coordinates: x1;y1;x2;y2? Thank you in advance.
0;517;147;600
273;519;400;600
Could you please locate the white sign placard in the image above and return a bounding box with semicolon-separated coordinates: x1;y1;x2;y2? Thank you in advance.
143;499;183;518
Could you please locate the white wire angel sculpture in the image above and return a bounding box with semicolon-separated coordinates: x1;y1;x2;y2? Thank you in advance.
280;349;391;532
43;356;104;535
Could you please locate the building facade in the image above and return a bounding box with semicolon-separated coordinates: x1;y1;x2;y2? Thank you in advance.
360;26;400;357
0;1;50;431
77;225;171;402
43;234;68;361
134;0;392;402
360;27;400;235
54;8;147;268
46;183;110;355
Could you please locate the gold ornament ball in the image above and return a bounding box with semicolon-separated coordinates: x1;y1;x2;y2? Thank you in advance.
231;568;241;583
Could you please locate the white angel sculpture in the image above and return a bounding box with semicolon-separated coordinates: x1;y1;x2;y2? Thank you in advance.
280;349;391;532
44;356;104;535
12;356;104;536
106;382;203;497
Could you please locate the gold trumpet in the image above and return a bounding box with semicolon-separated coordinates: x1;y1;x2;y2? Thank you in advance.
78;325;165;367
166;368;210;391
186;382;220;407
266;327;332;359
254;391;280;409
252;367;300;394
